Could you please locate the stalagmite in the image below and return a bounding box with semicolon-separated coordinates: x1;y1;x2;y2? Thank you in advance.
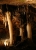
27;23;32;39
20;27;23;41
6;11;13;46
